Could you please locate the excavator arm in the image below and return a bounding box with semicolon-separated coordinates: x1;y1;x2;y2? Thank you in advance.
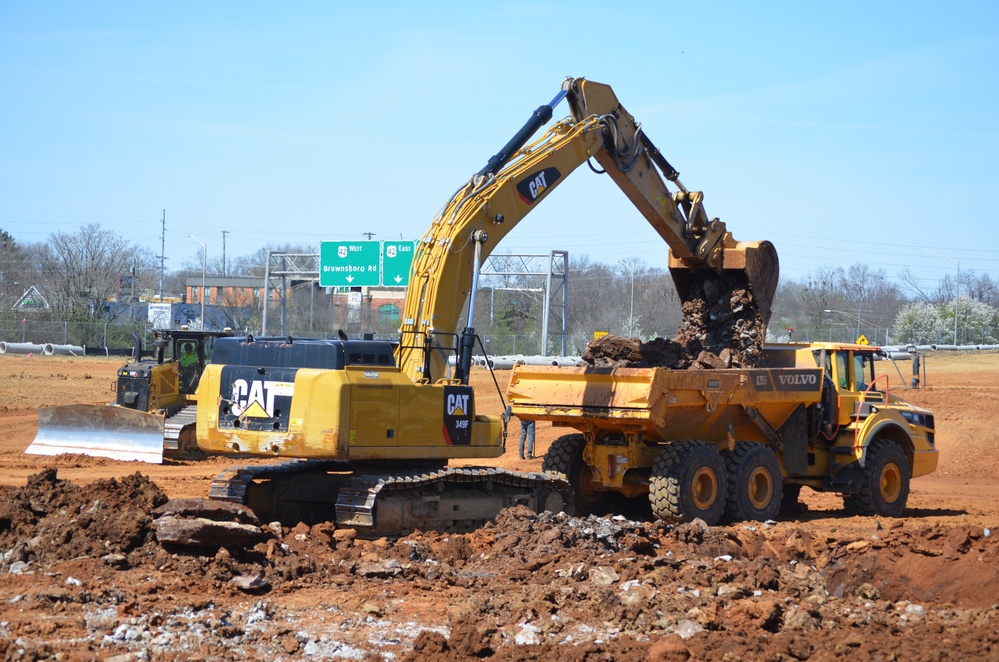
398;78;778;384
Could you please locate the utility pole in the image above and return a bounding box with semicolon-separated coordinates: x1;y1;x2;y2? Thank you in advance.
157;210;166;301
221;230;229;278
919;247;960;346
617;260;636;337
186;235;207;330
363;232;376;240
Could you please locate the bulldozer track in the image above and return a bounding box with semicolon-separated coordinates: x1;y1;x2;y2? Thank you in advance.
163;405;198;453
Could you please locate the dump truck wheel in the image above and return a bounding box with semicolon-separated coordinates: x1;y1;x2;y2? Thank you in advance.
650;441;727;525
542;434;610;516
723;442;782;522
844;438;910;517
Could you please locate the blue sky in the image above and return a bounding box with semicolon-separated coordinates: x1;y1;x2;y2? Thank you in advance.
1;2;997;292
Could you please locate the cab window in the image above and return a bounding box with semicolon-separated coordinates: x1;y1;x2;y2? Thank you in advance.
836;351;850;390
854;353;875;392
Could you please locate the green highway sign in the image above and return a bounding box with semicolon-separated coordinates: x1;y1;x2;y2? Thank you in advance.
319;241;380;287
382;241;417;286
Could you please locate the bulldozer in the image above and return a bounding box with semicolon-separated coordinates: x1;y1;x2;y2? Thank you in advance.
27;328;232;463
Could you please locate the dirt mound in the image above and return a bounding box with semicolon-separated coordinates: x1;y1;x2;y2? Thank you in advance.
585;272;766;368
0;468;168;568
1;469;998;658
584;334;691;368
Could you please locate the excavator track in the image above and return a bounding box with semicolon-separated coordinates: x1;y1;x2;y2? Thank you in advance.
208;460;573;537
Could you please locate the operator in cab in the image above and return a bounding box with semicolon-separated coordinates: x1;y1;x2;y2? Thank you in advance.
179;342;199;392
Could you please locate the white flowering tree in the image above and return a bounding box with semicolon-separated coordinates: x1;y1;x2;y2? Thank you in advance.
894;297;999;345
893;302;947;344
955;296;999;344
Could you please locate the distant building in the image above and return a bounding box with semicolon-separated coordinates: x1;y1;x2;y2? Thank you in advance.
183;276;407;332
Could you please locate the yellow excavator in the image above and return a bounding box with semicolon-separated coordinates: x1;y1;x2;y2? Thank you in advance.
30;78;779;535
192;77;778;534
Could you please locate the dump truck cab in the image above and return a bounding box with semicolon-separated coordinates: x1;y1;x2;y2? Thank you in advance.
795;343;938;502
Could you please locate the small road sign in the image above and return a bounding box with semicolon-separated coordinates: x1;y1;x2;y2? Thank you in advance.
382;241;417;286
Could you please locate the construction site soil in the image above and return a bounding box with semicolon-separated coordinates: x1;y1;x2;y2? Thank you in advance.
0;351;997;660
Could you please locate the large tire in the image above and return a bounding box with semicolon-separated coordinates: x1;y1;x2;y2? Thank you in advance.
650;441;728;525
542;434;611;516
844;438;910;517
723;442;783;522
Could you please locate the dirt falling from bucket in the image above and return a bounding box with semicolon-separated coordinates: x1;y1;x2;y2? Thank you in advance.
583;272;767;369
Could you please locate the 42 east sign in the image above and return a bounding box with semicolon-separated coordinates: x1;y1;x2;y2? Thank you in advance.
319;240;418;287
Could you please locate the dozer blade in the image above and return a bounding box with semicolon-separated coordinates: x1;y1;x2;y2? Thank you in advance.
27;405;166;464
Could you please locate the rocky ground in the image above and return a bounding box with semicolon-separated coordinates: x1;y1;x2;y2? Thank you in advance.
0;352;996;660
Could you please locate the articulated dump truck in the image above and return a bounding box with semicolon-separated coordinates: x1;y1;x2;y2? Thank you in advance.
508;342;938;525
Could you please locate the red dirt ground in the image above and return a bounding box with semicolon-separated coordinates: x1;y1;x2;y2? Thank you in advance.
0;351;996;660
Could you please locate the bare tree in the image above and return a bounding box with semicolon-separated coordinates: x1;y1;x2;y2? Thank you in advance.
37;224;151;342
0;229;29;306
898;266;935;303
963;271;999;307
797;266;846;326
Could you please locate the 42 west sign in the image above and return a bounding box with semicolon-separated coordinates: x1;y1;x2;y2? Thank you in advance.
319;240;418;288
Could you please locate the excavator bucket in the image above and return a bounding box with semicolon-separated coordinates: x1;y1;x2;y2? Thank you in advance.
670;240;780;327
26;405;166;464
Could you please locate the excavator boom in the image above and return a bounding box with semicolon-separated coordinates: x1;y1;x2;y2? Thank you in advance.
398;77;778;384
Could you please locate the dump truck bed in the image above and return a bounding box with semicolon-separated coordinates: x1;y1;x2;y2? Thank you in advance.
507;365;824;445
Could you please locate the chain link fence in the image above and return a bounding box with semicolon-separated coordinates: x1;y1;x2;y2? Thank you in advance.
0;319;151;355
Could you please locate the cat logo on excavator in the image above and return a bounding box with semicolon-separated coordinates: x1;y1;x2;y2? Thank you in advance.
442;386;474;446
516;167;561;205
230;378;295;418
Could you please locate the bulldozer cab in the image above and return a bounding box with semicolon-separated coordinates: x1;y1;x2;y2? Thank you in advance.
167;330;226;394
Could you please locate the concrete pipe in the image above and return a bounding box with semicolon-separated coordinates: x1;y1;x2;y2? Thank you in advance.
0;342;46;355
489;357;519;370
45;344;85;356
